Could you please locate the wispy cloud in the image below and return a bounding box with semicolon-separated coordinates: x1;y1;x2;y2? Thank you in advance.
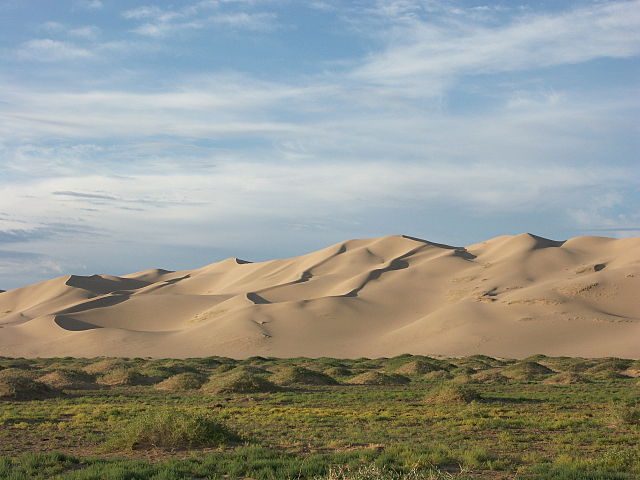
353;0;640;89
15;38;93;61
76;0;103;10
123;2;278;37
1;0;638;288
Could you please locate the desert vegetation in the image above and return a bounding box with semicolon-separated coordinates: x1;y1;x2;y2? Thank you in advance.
0;354;639;479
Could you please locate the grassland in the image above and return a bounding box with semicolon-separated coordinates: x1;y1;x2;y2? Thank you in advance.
0;354;639;479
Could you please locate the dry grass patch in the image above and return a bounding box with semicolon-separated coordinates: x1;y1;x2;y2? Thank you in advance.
97;367;149;386
106;409;240;451
0;374;58;400
543;372;591;385
347;371;410;386
270;366;338;386
36;369;95;390
202;368;280;394
155;372;206;392
426;384;481;404
502;361;553;381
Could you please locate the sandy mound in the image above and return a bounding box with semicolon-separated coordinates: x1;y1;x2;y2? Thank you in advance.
0;372;59;400
543;372;591;385
202;368;280;394
502;361;554;381
392;359;449;376
426;384;481;404
155;372;206;391
323;366;353;377
37;369;95;390
1;233;639;359
471;370;509;384
270;366;338;386
83;359;130;375
347;371;410;385
96;367;150;386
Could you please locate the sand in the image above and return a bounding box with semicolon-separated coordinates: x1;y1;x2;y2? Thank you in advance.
1;233;639;358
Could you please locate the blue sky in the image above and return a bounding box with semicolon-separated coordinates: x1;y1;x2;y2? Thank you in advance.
0;0;639;289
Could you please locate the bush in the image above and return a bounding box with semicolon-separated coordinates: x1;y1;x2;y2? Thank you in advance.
502;361;553;381
324;366;353;377
610;402;640;426
543;372;590;385
0;375;58;400
83;359;128;375
97;368;149;386
423;371;452;382
393;359;445;376
0;368;36;380
313;464;439;480
270;366;338;386
106;409;240;450
36;369;95;390
155;372;206;392
471;370;508;384
202;368;280;394
347;371;410;386
426;384;481;404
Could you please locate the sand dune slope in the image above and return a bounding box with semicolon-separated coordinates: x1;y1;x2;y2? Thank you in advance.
1;234;639;358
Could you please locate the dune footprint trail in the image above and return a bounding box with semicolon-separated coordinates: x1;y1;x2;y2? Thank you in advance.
1;233;639;358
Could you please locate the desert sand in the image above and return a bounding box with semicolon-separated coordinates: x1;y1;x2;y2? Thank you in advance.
1;233;639;358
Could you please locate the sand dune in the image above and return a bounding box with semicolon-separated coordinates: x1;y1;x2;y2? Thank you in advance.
1;233;639;358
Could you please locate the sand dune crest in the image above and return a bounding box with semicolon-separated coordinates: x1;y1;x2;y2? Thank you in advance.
1;233;639;358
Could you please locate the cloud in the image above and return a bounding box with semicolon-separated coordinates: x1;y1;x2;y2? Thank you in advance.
76;0;103;10
353;0;640;89
1;0;639;287
0;250;64;289
0;222;99;244
69;26;101;39
16;39;93;61
122;2;278;37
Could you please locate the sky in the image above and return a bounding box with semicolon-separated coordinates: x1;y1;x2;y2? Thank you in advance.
0;0;639;289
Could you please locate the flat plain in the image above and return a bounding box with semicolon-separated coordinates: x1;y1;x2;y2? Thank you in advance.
1;354;639;479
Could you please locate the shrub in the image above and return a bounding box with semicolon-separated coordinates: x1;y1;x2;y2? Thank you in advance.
610;402;640;426
202;369;280;394
270;366;338;386
393;360;446;376
313;464;438;480
0;368;36;380
347;371;410;386
423;371;452;382
36;369;95;390
543;372;591;385
0;375;58;400
502;361;553;381
324;366;353;377
426;384;481;404
585;359;631;380
96;368;149;386
471;370;508;384
106;409;240;450
83;359;128;375
155;373;206;392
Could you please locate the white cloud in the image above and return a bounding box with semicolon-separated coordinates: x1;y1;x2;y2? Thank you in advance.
77;0;103;10
353;0;640;89
15;38;93;61
1;0;639;286
122;1;278;37
69;25;101;39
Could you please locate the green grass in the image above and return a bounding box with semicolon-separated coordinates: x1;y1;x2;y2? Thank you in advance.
104;408;240;450
0;354;639;479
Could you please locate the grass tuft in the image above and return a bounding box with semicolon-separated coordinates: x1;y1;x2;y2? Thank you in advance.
105;409;240;451
202;368;280;394
426;384;481;404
